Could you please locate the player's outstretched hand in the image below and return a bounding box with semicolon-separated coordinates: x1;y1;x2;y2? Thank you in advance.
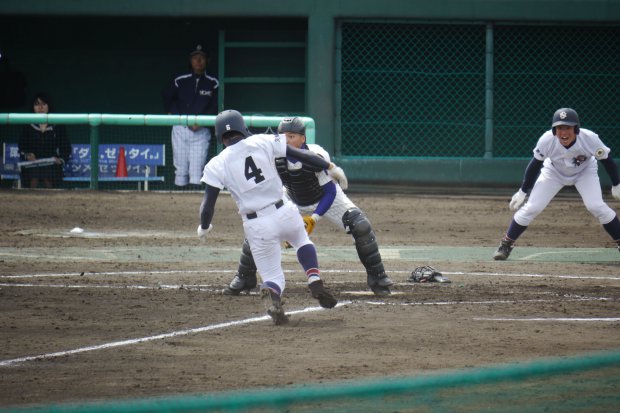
328;163;348;190
509;189;527;211
612;184;620;200
197;224;213;241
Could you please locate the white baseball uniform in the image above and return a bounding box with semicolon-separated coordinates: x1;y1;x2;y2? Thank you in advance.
515;128;616;226
201;133;313;293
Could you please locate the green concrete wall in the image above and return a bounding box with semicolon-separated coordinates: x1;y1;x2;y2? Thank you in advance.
335;158;620;188
1;0;619;187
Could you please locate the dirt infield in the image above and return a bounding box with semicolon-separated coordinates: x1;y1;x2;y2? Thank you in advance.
1;189;619;407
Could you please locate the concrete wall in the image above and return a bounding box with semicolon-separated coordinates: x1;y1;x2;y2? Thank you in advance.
2;0;619;187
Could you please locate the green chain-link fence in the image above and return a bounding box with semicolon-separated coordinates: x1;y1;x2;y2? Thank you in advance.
4;350;619;413
339;21;620;158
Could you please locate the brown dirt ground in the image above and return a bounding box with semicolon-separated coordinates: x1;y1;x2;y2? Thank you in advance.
0;189;619;408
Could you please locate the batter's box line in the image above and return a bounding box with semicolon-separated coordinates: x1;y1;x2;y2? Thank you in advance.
0;301;353;367
357;297;610;307
474;317;620;322
2;269;619;282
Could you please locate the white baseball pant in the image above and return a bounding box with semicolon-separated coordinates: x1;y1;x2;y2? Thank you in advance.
242;200;313;295
172;125;211;186
515;163;616;226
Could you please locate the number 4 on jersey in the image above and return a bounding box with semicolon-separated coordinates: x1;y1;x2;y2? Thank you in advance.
245;156;265;183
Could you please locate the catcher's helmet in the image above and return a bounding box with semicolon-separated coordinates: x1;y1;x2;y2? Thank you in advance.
215;110;250;143
552;108;580;135
278;117;306;135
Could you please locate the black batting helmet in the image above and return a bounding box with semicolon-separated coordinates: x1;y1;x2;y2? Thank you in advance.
278;117;306;135
552;108;580;135
215;110;250;143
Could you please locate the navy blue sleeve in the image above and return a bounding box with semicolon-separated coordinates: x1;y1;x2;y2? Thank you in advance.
521;158;544;193
199;184;220;229
600;156;620;186
314;181;337;216
205;84;218;115
286;145;330;170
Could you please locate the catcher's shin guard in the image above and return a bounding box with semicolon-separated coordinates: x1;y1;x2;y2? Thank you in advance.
224;239;258;295
342;208;393;296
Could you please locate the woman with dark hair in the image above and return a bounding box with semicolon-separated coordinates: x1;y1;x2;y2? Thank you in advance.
18;92;71;188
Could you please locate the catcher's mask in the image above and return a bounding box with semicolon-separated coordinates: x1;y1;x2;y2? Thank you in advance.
551;108;580;136
278;117;306;135
215;109;250;144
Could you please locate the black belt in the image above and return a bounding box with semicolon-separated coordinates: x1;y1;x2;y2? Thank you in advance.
246;199;284;220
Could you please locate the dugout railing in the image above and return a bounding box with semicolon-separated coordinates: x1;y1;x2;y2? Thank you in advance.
0;114;315;190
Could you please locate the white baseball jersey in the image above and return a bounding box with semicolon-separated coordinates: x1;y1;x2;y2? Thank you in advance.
200;133;313;292
201;133;287;215
515;128;616;226
533;128;610;179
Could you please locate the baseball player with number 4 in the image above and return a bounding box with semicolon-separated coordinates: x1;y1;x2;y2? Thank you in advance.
197;110;347;325
493;108;620;260
224;117;394;297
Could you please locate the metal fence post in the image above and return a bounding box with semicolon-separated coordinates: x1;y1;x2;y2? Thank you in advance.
89;123;100;190
484;23;494;159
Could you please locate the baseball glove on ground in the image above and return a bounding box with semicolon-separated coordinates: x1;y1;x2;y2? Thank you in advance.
407;266;451;283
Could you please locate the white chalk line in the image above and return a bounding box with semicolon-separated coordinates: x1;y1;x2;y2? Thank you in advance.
362;297;609;306
2;269;619;281
446;271;620;281
0;252;119;261
0;301;352;368
1;284;614;368
1;296;611;367
474;317;620;322
1;283;612;306
0;270;210;279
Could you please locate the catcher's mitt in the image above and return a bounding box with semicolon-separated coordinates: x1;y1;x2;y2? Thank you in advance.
302;215;316;235
407;266;451;283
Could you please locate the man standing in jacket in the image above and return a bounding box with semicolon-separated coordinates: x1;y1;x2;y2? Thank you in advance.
163;45;219;188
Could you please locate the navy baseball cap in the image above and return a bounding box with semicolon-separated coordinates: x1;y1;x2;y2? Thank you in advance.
190;44;207;58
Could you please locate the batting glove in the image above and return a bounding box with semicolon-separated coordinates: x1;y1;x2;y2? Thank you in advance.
509;189;527;211
328;163;348;190
612;184;620;200
197;224;213;241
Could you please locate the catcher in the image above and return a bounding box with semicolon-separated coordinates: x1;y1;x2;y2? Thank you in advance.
224;117;394;296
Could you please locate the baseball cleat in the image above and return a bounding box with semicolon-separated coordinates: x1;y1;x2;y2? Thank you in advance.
261;288;288;325
308;280;338;308
223;272;258;295
493;240;514;260
371;285;392;296
367;272;393;296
